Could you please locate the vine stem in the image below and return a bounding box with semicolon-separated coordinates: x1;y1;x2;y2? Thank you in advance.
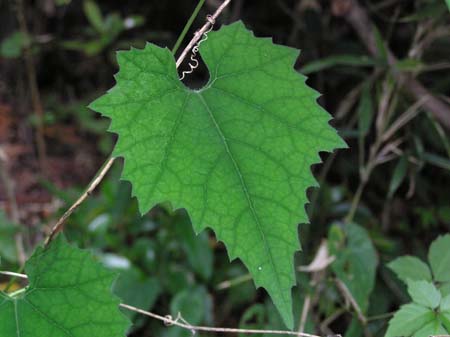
119;303;326;337
172;0;206;55
44;157;116;247
0;271;28;279
45;0;232;247
176;0;232;68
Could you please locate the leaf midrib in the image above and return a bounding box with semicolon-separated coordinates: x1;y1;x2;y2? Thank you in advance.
13;298;20;337
196;92;286;305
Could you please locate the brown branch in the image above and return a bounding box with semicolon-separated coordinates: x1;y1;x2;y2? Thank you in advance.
332;0;450;130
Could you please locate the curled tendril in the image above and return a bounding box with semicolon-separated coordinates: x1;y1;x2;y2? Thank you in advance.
179;15;216;81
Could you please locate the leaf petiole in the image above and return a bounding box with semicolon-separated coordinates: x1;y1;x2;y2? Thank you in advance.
172;0;206;55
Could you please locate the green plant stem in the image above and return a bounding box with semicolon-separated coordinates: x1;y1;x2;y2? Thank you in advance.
345;181;366;224
9;288;27;298
172;0;206;55
215;273;252;290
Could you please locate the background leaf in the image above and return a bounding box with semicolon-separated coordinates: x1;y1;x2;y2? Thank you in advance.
428;234;450;282
90;21;345;328
328;223;378;312
113;268;161;319
413;319;447;337
0;235;129;337
385;303;435;337
440;295;450;331
407;280;441;309
387;256;432;283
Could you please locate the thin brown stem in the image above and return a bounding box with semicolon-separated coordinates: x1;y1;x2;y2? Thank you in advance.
298;295;311;333
119;303;325;337
345;180;366;224
44;157;116;247
176;0;231;68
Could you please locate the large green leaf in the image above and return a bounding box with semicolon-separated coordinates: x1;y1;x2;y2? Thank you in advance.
90;21;345;327
387;256;432;283
385;303;435;337
428;234;450;282
0;235;129;336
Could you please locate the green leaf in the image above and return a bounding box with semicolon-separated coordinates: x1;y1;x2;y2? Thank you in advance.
0;31;29;59
395;58;424;72
407;280;441;309
413;319;447;337
328;223;378;312
440;294;450;312
385;303;435;337
0;235;129;336
387;256;432;283
447;0;450;11
357;83;373;138
299;54;375;74
429;234;450;282
440;295;450;331
83;0;105;33
440;282;450;297
170;285;211;325
439;311;450;333
172;210;213;280
113;268;161;319
387;156;408;199
423;152;450;171
90;21;345;328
